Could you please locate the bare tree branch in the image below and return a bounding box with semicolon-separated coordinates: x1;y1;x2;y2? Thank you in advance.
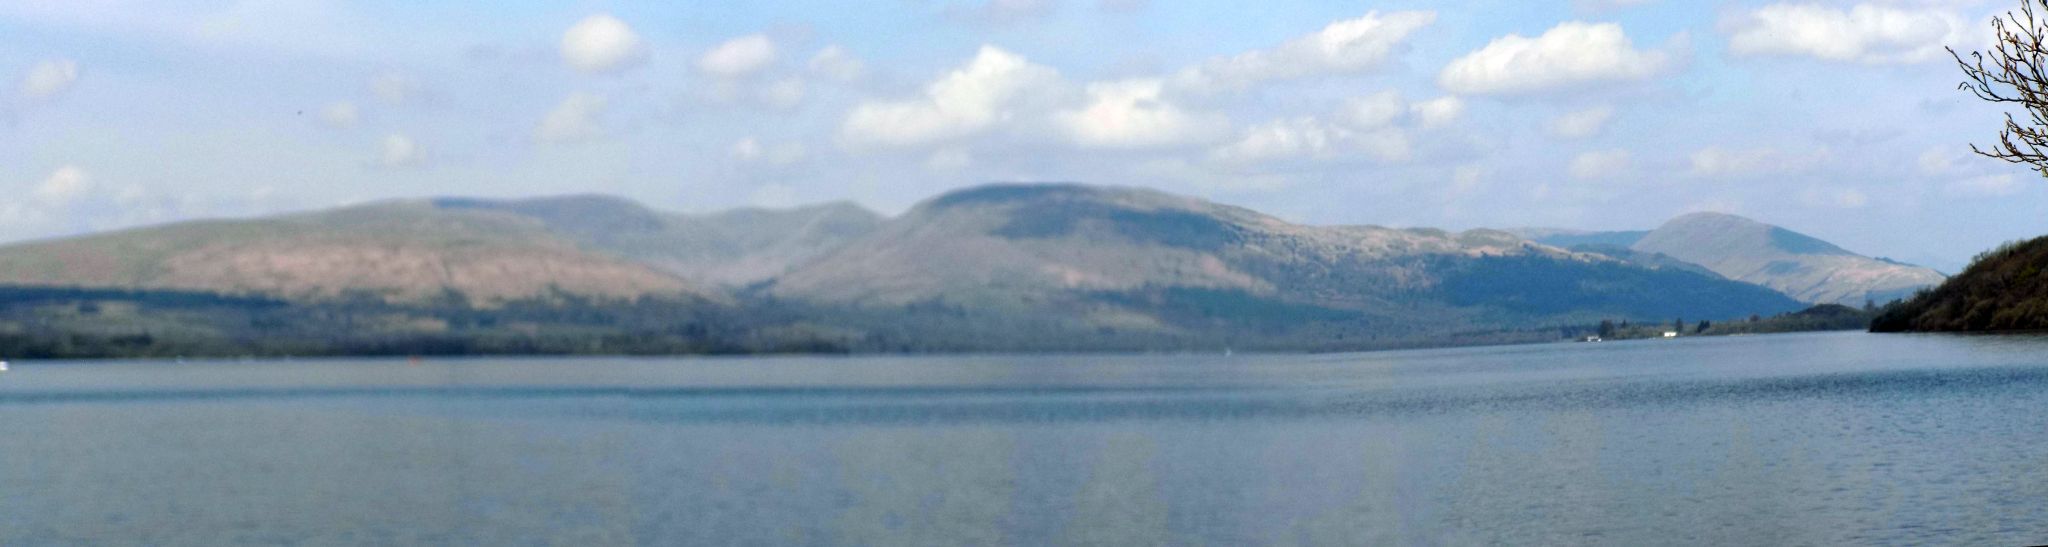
1955;0;2048;177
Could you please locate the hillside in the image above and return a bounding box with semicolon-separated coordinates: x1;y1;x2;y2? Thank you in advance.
1518;213;1945;305
770;184;1803;341
432;195;883;286
0;201;717;303
1872;236;2048;332
0;184;1822;352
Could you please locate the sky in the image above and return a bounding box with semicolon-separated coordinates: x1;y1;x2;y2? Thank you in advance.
0;0;2041;273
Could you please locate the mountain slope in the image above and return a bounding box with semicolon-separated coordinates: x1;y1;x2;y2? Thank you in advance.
433;195;883;286
771;184;1802;338
0;201;717;303
1872;236;2048;332
1628;213;1945;305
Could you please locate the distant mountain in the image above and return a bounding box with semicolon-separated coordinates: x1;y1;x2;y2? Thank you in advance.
770;184;1801;340
1872;236;2048;332
0;200;720;303
433;195;882;286
0;184;1815;351
1511;228;1652;249
1516;213;1945;305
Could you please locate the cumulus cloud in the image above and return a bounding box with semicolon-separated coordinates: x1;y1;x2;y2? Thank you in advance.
1338;90;1407;129
561;14;647;74
1724;3;1967;64
319;101;359;129
535;92;607;143
699;34;778;78
1410;96;1465;129
1550;105;1614;138
1055;78;1228;149
19;58;79;100
809;45;866;82
1211;117;1409;164
379;134;425;167
1439;22;1675;96
1568;148;1632;180
34;166;91;204
840;45;1064;148
1175;11;1437;91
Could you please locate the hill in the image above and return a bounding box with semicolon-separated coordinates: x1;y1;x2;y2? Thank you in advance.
769;184;1804;344
1872;236;2048;332
433;195;882;286
0;184;1817;353
0;200;719;304
1517;213;1945;305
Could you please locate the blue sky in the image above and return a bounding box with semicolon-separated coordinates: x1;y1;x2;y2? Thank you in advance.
0;0;2037;272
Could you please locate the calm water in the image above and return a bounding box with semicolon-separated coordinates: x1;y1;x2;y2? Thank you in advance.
4;332;2048;545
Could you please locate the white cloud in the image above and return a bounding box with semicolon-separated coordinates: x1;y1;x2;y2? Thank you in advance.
1410;96;1465;129
1724;4;1967;64
1550;105;1614;138
731;137;806;165
379;134;425;167
19;58;79;100
34;166;91;204
1338;90;1407;129
840;45;1064;148
1688;146;1828;176
319;101;359;129
809;45;866;82
561;14;647;74
535;92;607;143
699;34;778;78
1175;11;1437;91
1211;117;1409;164
1568;149;1632;180
1055;78;1227;149
1439;22;1675;96
1918;146;1958;174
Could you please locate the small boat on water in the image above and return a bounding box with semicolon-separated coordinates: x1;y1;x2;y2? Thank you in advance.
0;361;9;372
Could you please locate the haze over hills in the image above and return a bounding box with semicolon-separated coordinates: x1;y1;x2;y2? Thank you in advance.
0;182;1894;352
1514;212;1946;305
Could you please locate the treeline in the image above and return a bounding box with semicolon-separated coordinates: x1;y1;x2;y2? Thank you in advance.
1872;235;2048;332
0;286;849;359
0;283;1885;360
1568;303;1883;341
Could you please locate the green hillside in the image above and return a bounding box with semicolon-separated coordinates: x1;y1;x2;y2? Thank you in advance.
1872;236;2048;332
